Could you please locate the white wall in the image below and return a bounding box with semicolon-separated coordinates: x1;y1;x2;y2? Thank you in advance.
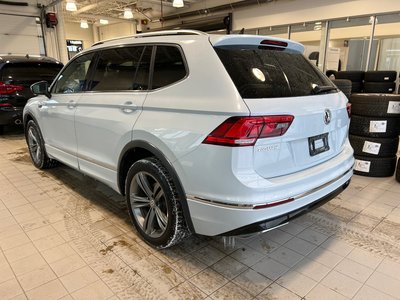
98;23;136;41
64;22;95;50
233;0;400;30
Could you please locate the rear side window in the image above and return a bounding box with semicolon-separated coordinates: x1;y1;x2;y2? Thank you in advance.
214;45;334;98
151;45;186;89
1;63;62;84
89;46;152;91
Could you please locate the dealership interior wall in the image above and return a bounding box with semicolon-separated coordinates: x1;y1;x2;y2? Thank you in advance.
1;0;400;84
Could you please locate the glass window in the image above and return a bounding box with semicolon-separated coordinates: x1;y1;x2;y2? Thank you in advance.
151;46;187;89
259;25;289;39
328;16;373;71
1;63;62;84
52;53;94;94
290;22;328;71
89;46;151;91
215;45;334;99
374;14;400;72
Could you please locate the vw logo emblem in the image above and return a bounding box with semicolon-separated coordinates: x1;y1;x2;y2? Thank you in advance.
324;109;332;125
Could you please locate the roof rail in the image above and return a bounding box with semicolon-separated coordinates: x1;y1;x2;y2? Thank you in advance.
92;29;207;47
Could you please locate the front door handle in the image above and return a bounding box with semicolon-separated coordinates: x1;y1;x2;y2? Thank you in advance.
67;100;76;109
121;101;137;113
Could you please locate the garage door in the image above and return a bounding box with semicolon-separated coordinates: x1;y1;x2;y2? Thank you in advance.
0;13;45;56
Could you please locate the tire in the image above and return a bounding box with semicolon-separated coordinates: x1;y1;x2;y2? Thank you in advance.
354;155;397;177
25;120;58;169
335;71;365;82
363;82;395;93
364;71;397;82
396;157;400;183
332;79;352;98
0;125;3;135
349;115;400;138
349;135;399;157
350;94;400;117
326;70;336;78
351;81;363;93
125;157;190;248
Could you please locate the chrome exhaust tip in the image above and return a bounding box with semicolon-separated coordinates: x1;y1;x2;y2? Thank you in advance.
14;119;22;125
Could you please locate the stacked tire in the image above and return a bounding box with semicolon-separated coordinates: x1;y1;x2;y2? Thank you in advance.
349;94;400;177
332;79;352;98
335;71;364;93
363;71;397;94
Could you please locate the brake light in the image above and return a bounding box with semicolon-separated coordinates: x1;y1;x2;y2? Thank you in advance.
260;40;288;47
0;81;24;95
0;103;12;107
203;115;294;147
346;103;351;118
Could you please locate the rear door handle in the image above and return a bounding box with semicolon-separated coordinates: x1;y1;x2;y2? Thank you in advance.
121;101;137;113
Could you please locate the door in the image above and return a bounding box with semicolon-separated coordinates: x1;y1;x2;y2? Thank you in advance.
74;46;152;188
40;52;95;169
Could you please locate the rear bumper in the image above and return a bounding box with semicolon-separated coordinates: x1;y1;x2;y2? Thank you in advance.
186;165;353;236
0;107;23;125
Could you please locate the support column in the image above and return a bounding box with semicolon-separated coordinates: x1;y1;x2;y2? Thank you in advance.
318;21;330;72
54;3;69;63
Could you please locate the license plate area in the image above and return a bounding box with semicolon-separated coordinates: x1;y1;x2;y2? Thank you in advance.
308;133;329;156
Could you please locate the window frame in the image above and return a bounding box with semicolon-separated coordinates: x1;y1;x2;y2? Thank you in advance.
85;45;153;93
148;43;189;91
50;52;97;94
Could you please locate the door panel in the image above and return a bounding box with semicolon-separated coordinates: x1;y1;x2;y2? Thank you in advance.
42;52;95;169
75;46;152;188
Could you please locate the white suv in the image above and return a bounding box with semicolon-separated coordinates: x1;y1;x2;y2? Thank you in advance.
24;30;354;248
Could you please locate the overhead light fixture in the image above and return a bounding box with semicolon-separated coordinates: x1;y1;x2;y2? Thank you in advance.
66;0;77;12
173;0;184;8
124;8;134;19
80;19;88;29
315;21;322;25
99;19;109;25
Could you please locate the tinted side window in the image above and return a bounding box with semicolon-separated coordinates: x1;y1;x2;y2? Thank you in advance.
52;53;94;94
89;46;152;91
1;63;62;84
215;46;334;98
152;45;186;89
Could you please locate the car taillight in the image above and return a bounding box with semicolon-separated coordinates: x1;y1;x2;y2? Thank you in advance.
203;115;294;147
346;103;351;118
0;81;24;95
0;103;12;107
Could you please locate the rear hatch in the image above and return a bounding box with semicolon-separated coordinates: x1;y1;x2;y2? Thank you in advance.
0;62;62;107
211;36;350;178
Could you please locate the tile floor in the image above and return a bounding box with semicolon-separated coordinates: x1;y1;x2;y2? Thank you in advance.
0;126;400;300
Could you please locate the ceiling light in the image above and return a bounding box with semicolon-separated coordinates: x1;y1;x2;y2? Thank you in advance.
66;0;77;12
124;8;134;19
173;0;184;8
315;21;322;25
99;19;109;25
80;20;88;29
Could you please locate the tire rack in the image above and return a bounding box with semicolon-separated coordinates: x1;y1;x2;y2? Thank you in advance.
349;94;400;177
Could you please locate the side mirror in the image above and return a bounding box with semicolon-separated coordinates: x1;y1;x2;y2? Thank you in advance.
31;81;51;98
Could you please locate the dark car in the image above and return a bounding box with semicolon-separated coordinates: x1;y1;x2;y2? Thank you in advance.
0;55;63;133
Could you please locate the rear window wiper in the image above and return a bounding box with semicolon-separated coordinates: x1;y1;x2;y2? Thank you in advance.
312;85;337;95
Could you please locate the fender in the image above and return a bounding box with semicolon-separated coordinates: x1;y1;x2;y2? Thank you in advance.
118;140;195;233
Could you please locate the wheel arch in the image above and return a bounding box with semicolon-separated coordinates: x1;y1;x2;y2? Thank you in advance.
118;140;195;233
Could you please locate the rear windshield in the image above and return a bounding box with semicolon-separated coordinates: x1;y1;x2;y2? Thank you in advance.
1;63;62;83
214;45;335;98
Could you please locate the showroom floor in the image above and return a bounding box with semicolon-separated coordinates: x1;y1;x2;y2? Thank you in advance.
0;127;399;300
